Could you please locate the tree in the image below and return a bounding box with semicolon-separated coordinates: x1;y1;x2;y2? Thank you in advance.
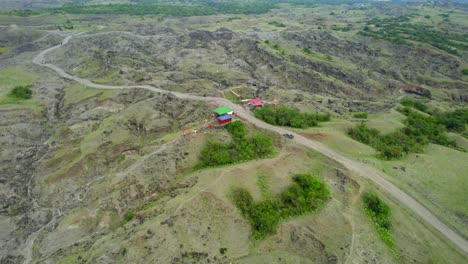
8;86;32;100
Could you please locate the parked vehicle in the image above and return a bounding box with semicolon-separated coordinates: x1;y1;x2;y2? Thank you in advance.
283;133;294;139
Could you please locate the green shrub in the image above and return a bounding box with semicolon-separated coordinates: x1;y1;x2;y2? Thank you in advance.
232;173;329;239
125;211;134;222
231;187;254;215
434;108;468;133
8;86;32;100
463;69;468;75
254;105;329;128
268;21;286;27
197;121;274;168
363;192;395;249
225;120;247;139
353;112;368;119
400;97;428;112
347;123;380;145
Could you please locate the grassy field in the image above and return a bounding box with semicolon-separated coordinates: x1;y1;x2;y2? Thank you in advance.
299;110;468;239
63;83;119;106
0;66;44;109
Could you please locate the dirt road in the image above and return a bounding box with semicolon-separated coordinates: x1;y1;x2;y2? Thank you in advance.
33;33;468;255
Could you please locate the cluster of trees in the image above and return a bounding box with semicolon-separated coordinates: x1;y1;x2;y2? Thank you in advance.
399;97;428;112
358;16;468;56
363;192;394;249
434;108;468;133
400;98;468;133
348;99;466;159
46;1;276;16
8;86;32;100
197;121;274;168
3;0;376;17
254;105;330;128
232;173;330;239
351;112;457;159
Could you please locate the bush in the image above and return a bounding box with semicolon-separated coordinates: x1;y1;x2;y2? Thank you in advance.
125;211;134;222
400;97;428;112
353;112;368;119
231;187;253;215
463;69;468;75
8;86;32;100
254;105;330;128
225;120;247;139
232;173;329;239
197;121;274;168
362;192;394;249
434;108;468;133
347;123;380;145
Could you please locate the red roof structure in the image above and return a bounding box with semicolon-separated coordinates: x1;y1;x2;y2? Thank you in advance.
250;98;263;107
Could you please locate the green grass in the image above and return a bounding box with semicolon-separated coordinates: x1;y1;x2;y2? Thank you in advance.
257;174;272;200
263;40;286;56
353;112;368;119
63;84;118;105
301;112;468;238
377;144;468;238
0;67;37;96
0;67;42;109
0;46;11;54
302;47;334;62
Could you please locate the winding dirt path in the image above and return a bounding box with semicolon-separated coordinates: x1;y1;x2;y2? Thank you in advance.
33;33;468;255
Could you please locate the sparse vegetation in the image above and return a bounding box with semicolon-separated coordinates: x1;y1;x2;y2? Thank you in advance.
264;41;286;55
268;21;286;27
363;192;395;251
232;173;330;239
254;105;330;128
359;16;468;55
197;121;274;168
302;47;334;61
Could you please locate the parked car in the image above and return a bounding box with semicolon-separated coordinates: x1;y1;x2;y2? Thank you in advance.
283;133;294;139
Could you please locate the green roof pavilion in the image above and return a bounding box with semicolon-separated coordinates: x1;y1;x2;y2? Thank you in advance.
212;106;233;116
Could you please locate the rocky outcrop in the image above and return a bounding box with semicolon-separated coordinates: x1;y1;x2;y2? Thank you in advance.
399;84;432;98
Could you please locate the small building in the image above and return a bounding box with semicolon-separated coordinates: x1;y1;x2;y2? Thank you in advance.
217;114;232;125
212;106;233;117
249;98;263;107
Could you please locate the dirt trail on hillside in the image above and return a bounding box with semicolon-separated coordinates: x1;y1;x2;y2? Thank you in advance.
33;32;468;256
